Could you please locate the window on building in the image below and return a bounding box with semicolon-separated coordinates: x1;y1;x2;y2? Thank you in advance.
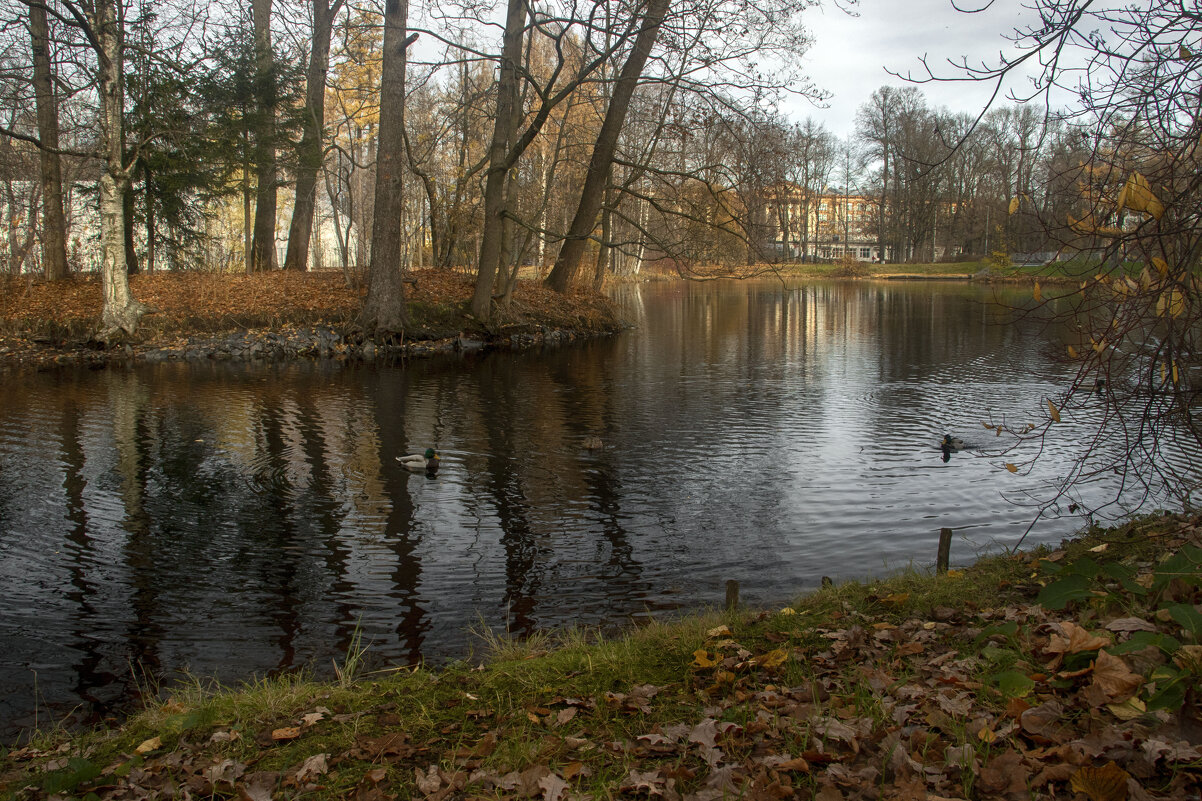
860;248;871;259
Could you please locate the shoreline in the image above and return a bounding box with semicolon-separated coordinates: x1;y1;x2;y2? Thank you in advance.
0;270;627;373
1;264;1079;373
2;511;1199;798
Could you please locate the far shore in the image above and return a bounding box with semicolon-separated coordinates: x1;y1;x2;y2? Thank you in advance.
0;260;1083;372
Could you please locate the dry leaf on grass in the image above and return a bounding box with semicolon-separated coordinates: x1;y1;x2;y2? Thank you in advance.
1091;650;1143;702
1070;761;1131;801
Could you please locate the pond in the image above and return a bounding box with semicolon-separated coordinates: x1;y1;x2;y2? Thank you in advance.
0;278;1148;739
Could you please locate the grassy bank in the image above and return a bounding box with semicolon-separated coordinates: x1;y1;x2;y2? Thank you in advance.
4;513;1200;800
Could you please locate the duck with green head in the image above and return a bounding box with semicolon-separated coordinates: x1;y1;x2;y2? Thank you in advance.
399;448;439;472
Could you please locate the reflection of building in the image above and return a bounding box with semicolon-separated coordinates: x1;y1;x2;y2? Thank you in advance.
766;184;892;262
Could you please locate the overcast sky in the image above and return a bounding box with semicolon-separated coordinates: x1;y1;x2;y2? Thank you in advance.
787;0;1049;139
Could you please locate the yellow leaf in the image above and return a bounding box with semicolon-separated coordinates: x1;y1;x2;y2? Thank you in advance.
755;649;789;670
1168;289;1185;317
1067;344;1079;359
1117;172;1165;220
946;569;964;578
1047;399;1061;423
1089;543;1108;553
1172;361;1179;384
977;726;997;743
1008;196;1020;215
1033;281;1042;302
1070;761;1130;801
692;649;719;669
1005;463;1019;473
1107;697;1146;721
778;607;797;616
1161;363;1167;383
1152;257;1169;276
706;625;733;639
272;727;302;741
881;592;911;606
135;736;162;754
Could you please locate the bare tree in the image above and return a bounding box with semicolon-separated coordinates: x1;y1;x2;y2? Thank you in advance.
248;0;277;272
283;0;346;272
29;1;68;280
360;0;416;334
922;0;1202;525
544;0;669;292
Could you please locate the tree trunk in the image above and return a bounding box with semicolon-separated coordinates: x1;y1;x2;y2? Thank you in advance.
284;0;343;272
544;0;670;293
95;0;145;336
29;3;68;280
592;181;614;291
144;162;155;272
470;0;526;321
123;180;139;274
360;0;413;334
249;0;278;272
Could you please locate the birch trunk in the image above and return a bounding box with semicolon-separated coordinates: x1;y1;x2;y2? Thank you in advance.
95;0;146;336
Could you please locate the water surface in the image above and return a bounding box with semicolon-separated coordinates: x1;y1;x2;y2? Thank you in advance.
0;279;1152;738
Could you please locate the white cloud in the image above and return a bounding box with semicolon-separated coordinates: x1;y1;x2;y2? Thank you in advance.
786;0;1052;138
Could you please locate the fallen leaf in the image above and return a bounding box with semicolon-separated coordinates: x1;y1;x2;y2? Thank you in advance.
271;727;302;742
237;772;280;801
755;649;788;670
1105;617;1156;633
619;768;666;795
538;772;570;801
706;625;733;638
134;736;162;754
301;709;327;727
1107;697;1146;721
978;751;1028;799
1070;761;1130;801
1091;650;1142;701
1046;621;1109;655
414;765;441;795
205;758;248;784
294;753;328;783
692;649;719;669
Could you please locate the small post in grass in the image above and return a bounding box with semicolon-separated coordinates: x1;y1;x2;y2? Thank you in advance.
937;527;953;575
725;580;739;611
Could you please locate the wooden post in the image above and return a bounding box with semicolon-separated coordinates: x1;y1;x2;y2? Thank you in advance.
725;580;739;611
937;528;953;575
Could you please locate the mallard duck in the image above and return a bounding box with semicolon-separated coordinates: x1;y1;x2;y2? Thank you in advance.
398;448;439;472
940;434;967;452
